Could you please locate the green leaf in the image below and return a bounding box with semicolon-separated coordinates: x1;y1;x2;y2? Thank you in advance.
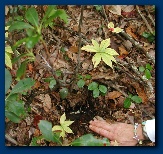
30;136;43;146
124;97;131;108
84;74;91;80
77;79;85;88
5;68;12;94
99;85;107;93
16;61;27;79
8;21;34;32
26;35;40;49
93;88;100;98
146;63;152;71
25;7;39;27
88;82;98;90
145;69;151;79
142;32;155;42
131;96;142;104
71;134;110;146
10;78;35;95
7;101;26;117
12;38;28;50
59;88;68;99
56;9;69;24
5;111;21;123
49;79;56;89
38;120;61;143
139;66;145;72
55;70;62;77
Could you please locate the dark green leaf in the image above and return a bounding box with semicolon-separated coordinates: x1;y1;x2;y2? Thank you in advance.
55;70;62;77
8;21;34;32
99;85;107;93
49;79;56;89
84;74;91;80
71;134;110;146
42;5;56;23
7;101;26;117
77;79;85;88
88;82;98;90
44;77;54;82
10;78;35;95
60;88;68;99
124;98;131;108
142;32;155;42
145;69;151;79
16;61;27;79
146;63;152;71
5;68;12;94
25;7;39;27
12;52;35;64
139;66;145;72
12;38;28;50
38;120;61;143
93;88;99;98
5;111;21;123
30;136;43;146
131;96;142;104
26;35;40;49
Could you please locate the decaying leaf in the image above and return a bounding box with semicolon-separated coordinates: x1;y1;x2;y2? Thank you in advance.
121;5;134;12
107;5;121;15
118;46;128;56
126;26;138;40
107;91;122;99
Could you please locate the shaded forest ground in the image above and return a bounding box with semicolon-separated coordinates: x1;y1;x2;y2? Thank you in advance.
5;5;155;146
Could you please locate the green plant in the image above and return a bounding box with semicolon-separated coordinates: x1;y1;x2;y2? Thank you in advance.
108;22;123;33
139;63;152;80
88;82;107;98
142;31;155;43
7;6;69;79
52;113;74;139
70;134;110;146
77;74;91;88
124;94;142;108
81;38;119;68
94;5;102;11
5;68;35;123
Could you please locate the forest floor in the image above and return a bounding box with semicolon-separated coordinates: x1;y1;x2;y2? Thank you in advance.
5;5;155;146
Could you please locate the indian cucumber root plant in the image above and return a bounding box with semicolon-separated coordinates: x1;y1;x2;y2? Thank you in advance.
5;5;155;146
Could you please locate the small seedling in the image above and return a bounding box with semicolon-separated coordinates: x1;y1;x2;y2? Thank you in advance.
142;32;155;43
52;113;74;139
88;82;107;98
139;63;152;80
124;94;142;108
81;38;119;68
108;22;123;33
77;74;91;88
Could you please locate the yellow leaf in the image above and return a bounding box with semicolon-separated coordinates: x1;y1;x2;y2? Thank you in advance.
63;120;74;126
5;46;13;54
92;39;99;50
114;27;123;33
81;45;98;52
52;125;63;132
5;52;12;69
108;22;114;28
100;38;110;52
62;125;73;134
92;53;101;68
60;113;66;124
101;54;113;68
108;22;123;33
104;48;119;56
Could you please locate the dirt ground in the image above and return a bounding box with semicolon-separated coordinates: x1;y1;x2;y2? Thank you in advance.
5;5;155;146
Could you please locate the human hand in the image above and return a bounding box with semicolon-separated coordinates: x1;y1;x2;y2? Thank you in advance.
89;117;145;146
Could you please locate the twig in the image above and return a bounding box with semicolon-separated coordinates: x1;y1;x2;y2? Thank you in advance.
5;134;18;145
145;6;155;27
40;38;50;58
136;5;154;34
70;5;84;91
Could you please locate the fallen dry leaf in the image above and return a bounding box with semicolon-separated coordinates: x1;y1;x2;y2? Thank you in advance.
118;46;129;56
126;26;138;40
121;5;134;12
107;91;122;99
107;5;121;15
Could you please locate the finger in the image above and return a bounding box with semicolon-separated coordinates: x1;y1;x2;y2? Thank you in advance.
93;116;105;121
89;120;112;131
89;125;114;140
